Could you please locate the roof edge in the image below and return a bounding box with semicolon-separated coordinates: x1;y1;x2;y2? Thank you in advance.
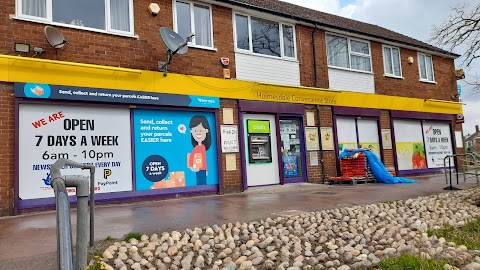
214;0;460;58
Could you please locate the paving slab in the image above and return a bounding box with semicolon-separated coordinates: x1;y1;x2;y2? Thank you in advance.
0;174;477;269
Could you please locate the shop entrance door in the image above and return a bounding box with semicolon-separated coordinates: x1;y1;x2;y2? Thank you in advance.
279;118;306;183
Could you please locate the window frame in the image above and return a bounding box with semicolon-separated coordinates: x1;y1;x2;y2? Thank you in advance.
382;44;403;78
233;11;297;60
326;33;373;73
15;0;135;36
417;52;436;83
173;0;215;50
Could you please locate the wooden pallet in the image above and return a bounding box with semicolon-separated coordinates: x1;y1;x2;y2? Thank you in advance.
327;178;369;185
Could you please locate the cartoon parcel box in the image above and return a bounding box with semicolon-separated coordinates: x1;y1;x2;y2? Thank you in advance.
151;171;186;189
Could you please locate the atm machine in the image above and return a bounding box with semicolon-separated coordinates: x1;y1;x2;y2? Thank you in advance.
246;119;272;163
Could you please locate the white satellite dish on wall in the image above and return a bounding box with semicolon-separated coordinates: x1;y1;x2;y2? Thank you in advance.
158;27;194;75
44;26;68;49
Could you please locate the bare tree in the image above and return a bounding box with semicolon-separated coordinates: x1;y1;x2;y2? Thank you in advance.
431;3;480;91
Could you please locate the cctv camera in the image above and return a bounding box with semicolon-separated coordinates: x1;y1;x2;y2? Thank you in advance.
148;3;160;16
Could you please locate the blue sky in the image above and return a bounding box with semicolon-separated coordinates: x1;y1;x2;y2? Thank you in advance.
339;0;353;7
281;0;480;135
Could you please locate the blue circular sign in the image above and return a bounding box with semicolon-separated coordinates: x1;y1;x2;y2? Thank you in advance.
142;155;169;182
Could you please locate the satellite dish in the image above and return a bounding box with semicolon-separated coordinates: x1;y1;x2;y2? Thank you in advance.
160;27;189;55
158;27;194;75
44;26;68;49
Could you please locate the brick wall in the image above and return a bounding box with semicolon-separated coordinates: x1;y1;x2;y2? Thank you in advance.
0;0;236;78
379;110;394;168
218;99;243;193
297;26;329;88
0;83;14;216
371;42;457;100
304;105;336;183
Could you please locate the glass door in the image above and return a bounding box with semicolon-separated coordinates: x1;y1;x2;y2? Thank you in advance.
279;118;305;182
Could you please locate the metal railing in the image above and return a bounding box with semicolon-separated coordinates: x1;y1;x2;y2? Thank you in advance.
443;153;479;190
50;159;95;270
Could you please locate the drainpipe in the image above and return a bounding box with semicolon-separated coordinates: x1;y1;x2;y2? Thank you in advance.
316;105;326;183
312;25;325;182
312;24;319;88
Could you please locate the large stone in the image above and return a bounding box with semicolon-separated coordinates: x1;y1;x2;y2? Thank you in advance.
463;262;480;270
167;246;178;256
252;257;264;265
239;261;253;270
225;261;237;270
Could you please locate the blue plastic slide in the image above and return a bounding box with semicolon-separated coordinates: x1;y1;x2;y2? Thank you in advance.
339;149;418;184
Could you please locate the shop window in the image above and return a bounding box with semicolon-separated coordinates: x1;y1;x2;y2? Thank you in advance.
393;120;452;170
418;53;435;82
383;45;402;77
17;0;134;35
174;0;213;48
336;117;381;159
327;34;372;72
134;109;219;190
234;13;297;59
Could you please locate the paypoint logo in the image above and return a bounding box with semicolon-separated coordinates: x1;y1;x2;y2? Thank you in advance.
104;169;112;179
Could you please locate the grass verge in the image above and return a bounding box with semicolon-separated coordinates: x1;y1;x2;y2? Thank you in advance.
123;231;142;241
427;216;480;250
374;253;450;270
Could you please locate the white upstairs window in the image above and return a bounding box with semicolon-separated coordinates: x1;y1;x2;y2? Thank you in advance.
234;13;297;59
174;0;214;49
418;53;435;82
326;33;372;72
16;0;134;35
383;45;402;78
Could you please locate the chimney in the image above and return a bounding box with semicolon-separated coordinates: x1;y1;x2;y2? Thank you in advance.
476;125;479;133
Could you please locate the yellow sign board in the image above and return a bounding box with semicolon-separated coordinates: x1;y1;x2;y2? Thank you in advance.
0;54;462;114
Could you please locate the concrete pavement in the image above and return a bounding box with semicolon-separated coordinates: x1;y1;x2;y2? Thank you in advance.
0;174;477;269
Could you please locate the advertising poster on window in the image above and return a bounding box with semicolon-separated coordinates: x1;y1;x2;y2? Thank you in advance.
357;119;381;159
396;142;427;170
336;117;358;154
393;120;426;170
359;142;381;159
18;104;133;200
282;154;298;177
423;122;453;168
133;109;218;191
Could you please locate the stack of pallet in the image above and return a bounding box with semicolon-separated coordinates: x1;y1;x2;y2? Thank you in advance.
328;152;377;185
340;153;368;178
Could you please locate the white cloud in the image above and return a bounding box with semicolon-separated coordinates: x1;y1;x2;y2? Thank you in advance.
463;99;480;135
281;0;480;133
279;0;342;15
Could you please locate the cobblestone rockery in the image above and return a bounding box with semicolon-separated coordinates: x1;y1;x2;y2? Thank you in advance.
100;188;480;270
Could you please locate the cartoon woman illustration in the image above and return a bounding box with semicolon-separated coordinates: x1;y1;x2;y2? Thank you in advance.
187;115;211;185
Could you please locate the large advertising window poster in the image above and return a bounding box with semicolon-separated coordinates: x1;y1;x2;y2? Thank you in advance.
19;104;133;200
357;119;381;160
393;120;427;170
336;117;358;154
133;109;218;190
422;122;453;168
